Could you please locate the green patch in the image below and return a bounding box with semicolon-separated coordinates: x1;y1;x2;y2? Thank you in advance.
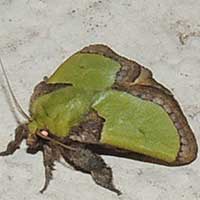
47;53;121;90
93;90;180;162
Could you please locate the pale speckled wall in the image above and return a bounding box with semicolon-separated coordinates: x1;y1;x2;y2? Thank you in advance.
0;0;200;200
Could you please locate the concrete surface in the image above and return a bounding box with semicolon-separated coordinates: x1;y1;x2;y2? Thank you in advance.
0;0;200;200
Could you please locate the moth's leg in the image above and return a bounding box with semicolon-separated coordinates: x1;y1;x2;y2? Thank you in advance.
40;144;60;193
61;146;121;195
0;124;28;156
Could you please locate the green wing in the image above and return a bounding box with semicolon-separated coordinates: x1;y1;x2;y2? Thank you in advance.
93;90;180;163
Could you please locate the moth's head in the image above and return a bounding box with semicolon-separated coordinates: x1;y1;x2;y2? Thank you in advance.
26;127;51;151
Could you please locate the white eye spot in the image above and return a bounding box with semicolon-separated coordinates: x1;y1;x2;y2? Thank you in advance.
41;130;49;137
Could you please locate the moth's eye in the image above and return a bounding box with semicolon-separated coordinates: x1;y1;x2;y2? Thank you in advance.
40;130;49;137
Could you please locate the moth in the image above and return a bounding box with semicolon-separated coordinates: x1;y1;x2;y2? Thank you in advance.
0;44;198;195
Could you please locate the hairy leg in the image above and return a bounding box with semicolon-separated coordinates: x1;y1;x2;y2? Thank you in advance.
40;144;60;193
0;124;28;156
61;145;121;195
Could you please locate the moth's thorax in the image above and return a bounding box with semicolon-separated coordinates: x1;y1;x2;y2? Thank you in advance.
29;88;95;137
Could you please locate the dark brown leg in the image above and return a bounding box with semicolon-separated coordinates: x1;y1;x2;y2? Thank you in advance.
0;124;28;156
61;146;121;195
40;144;60;193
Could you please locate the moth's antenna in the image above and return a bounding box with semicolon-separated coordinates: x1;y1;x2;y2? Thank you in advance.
0;58;30;121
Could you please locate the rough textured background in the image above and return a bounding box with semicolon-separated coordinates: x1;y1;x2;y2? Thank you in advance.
0;0;200;200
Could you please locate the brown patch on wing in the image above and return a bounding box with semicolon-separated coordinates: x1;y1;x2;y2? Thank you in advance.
68;110;105;143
